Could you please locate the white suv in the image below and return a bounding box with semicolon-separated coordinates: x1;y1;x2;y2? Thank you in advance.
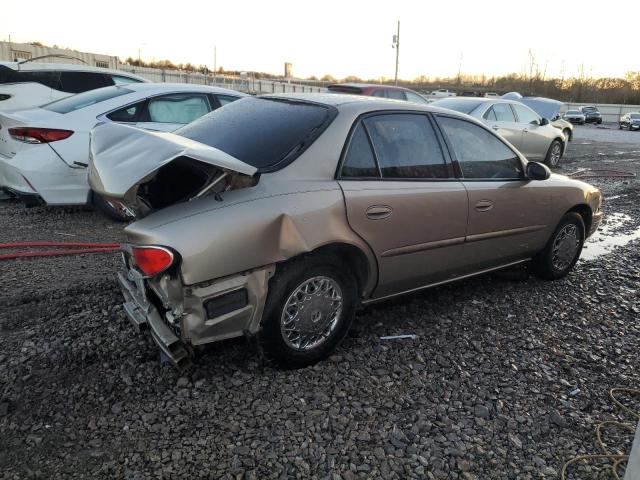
0;61;148;111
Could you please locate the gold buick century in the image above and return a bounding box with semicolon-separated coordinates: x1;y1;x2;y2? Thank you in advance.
89;94;603;369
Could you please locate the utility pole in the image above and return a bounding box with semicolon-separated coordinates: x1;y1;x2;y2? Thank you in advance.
392;21;400;86
214;46;217;75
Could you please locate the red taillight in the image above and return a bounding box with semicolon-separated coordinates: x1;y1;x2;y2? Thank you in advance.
9;127;74;144
132;246;174;277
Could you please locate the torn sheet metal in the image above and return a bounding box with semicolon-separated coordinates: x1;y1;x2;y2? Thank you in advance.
88;122;257;198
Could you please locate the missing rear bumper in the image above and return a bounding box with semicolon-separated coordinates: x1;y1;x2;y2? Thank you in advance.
118;271;191;369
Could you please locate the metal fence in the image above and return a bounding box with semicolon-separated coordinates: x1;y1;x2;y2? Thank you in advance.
560;102;640;123
116;65;325;94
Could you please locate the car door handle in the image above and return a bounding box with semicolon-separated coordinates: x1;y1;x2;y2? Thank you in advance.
475;200;493;212
492;125;499;130
366;205;393;220
523;128;529;133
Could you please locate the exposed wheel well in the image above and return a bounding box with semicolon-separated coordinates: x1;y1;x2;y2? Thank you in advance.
567;204;592;236
276;243;372;298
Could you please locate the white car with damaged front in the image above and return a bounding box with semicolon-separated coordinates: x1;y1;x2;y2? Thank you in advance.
0;83;246;207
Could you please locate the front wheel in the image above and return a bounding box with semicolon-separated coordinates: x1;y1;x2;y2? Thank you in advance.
544;139;563;168
531;212;585;280
259;255;357;368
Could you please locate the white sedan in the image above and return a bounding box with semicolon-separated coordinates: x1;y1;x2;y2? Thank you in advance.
0;83;246;206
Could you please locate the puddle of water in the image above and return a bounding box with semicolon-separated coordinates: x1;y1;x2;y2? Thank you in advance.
581;212;640;261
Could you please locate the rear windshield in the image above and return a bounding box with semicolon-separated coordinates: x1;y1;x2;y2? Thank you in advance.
432;98;484;114
326;85;363;95
176;97;337;172
631;114;640;119
41;86;133;113
566;110;581;114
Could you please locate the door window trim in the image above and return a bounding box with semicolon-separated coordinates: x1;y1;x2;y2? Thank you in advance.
336;110;458;182
433;113;527;182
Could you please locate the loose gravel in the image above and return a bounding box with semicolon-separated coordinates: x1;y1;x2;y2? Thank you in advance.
0;133;638;479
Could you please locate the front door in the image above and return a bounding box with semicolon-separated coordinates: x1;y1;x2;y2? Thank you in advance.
337;112;469;298
435;114;552;271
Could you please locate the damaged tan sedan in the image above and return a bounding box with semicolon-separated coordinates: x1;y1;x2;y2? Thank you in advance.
89;94;603;369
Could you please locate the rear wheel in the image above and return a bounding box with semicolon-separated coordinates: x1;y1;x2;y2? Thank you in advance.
531;212;585;280
544;139;563;168
258;255;357;368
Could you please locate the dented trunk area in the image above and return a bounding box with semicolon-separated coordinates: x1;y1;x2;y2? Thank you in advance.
120;156;258;219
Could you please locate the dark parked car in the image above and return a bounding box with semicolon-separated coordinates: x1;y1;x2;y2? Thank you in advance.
619;112;640;131
327;83;430;104
580;106;602;124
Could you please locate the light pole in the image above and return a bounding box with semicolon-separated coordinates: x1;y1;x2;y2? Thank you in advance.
392;21;400;86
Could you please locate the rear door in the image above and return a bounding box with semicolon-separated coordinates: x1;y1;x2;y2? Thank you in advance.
338;112;468;298
136;93;214;132
482;102;523;151
435;115;551;270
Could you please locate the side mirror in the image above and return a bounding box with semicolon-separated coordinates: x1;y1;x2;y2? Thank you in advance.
539;117;549;126
526;161;551;180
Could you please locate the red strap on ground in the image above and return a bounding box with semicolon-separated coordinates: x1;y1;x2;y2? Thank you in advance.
0;241;120;261
0;248;119;260
0;241;119;249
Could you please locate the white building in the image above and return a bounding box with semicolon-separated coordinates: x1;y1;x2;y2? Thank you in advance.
0;41;118;69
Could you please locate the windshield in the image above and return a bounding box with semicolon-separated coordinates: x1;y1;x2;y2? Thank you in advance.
176;97;337;172
431;98;483;114
566;110;582;115
41;86;133;114
630;114;640;119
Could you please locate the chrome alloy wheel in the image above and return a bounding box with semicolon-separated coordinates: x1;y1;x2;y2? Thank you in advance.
552;224;580;271
280;276;343;351
549;142;562;167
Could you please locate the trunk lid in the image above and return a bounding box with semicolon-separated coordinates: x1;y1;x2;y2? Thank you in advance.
88;122;258;218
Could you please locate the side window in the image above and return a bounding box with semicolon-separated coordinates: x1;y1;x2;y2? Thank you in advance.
405;91;429;104
483;107;498;121
512;104;540;124
437;116;524;180
364;114;451;179
111;75;143;85
371;90;387;98
216;94;240;106
492;103;516;122
106;100;146;122
60;72;113;93
146;94;212;124
387;90;407;101
340;123;379;178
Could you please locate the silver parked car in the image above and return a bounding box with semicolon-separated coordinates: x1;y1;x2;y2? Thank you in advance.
89;94;603;369
431;97;567;167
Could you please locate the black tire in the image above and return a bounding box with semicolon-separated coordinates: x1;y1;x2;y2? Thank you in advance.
544;139;563;168
629;124;633;132
531;212;585;280
258;254;357;369
91;192;128;222
563;128;572;142
619;124;623;130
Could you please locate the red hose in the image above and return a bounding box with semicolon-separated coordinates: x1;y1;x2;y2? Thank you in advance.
0;241;120;261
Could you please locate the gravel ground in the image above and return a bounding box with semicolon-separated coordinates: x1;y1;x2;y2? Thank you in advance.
0;131;639;479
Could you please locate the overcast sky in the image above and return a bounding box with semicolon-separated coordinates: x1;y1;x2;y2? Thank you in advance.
2;0;638;80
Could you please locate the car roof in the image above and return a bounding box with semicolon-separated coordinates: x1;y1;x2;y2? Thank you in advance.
122;83;248;96
327;82;417;92
260;92;475;117
0;61;148;81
